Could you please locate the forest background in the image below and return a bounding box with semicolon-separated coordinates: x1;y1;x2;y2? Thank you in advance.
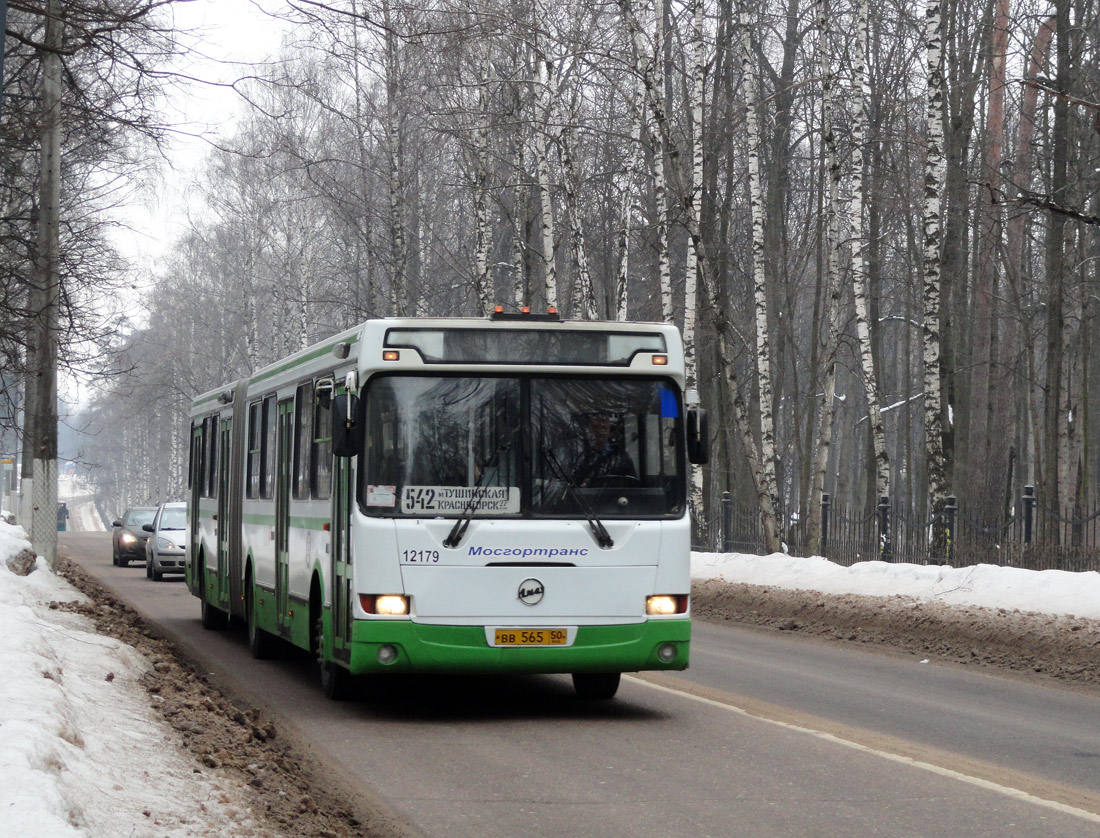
2;0;1098;565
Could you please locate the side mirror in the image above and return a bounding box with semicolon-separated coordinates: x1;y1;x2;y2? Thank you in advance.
142;523;154;533
112;519;122;528
331;393;361;458
686;407;709;465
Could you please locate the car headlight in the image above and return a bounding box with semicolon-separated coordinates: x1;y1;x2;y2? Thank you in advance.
120;533;136;545
157;536;177;550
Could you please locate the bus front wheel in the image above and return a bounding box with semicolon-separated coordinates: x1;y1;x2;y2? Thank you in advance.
313;612;354;700
572;672;621;700
200;595;228;630
246;581;279;659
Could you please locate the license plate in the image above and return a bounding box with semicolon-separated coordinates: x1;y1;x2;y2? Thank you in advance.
494;628;567;646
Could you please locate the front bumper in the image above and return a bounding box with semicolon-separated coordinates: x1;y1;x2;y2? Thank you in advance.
343;618;691;676
116;540;148;561
151;549;187;573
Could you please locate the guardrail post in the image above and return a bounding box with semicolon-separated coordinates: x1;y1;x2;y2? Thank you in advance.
821;492;830;558
721;491;732;553
944;495;957;566
878;494;891;561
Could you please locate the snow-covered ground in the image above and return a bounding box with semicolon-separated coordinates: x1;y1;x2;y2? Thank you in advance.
1;520;264;837
692;550;1100;620
4;514;1100;835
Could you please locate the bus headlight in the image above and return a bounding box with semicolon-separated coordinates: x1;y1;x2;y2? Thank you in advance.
360;594;410;616
646;595;687;616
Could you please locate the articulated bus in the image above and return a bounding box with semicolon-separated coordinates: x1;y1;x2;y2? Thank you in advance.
187;310;708;699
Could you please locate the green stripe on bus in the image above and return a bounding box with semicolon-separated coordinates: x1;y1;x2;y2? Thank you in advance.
240;512;330;531
249;334;361;387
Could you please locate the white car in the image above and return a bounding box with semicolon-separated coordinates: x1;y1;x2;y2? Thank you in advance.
143;502;188;581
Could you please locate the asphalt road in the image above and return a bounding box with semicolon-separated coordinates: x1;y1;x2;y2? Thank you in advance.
61;531;1100;837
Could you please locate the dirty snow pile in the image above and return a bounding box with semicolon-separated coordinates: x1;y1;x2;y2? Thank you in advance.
692;550;1100;620
0;520;261;837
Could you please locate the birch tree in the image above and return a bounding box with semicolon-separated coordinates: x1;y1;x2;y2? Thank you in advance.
684;0;705;517
381;0;410;315
848;0;890;504
738;0;782;538
618;0;672;321
806;0;843;554
922;0;949;551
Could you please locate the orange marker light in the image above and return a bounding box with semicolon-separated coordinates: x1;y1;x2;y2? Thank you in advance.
383;350;400;361
652;354;669;366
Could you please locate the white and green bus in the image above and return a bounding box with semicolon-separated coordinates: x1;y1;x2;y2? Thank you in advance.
187;310;707;700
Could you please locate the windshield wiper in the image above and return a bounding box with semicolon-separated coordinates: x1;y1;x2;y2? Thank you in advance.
442;426;522;549
540;445;614;549
442;463;492;548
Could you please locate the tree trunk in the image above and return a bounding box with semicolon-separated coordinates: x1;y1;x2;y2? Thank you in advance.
968;0;1010;513
923;0;949;555
685;0;705;523
848;0;889;503
474;55;493;315
1043;0;1071;533
739;0;782;546
616;78;645;321
806;0;842;555
533;53;557;308
28;0;63;568
382;0;408;316
618;0;672;321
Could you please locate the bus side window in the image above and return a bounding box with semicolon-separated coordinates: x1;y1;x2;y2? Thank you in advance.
294;383;313;500
247;402;261;499
262;395;276;499
205;417;218;498
312;383;333;500
189;423;201;492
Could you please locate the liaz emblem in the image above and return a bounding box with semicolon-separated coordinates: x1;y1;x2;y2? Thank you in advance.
517;578;545;605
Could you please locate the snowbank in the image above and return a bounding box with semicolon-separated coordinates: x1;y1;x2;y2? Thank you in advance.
692;551;1100;620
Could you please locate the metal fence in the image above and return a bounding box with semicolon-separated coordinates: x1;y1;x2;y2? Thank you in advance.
697;486;1100;573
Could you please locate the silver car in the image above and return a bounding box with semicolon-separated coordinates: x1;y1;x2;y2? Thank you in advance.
143;502;188;581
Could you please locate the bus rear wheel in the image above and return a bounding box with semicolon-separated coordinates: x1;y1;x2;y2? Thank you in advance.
572;672;621;700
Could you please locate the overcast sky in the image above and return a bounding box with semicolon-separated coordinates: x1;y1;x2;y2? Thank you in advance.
114;0;286;268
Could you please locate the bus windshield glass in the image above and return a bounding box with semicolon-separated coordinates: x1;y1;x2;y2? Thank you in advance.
361;375;685;519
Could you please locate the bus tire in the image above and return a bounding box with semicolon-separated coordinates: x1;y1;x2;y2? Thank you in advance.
246;579;279;659
571;672;621;700
200;596;228;630
320;651;354;701
312;604;354;700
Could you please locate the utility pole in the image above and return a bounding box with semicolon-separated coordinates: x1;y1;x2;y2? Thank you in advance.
27;0;62;568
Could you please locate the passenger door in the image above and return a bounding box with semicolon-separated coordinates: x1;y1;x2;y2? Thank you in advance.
215;417;232;611
188;424;204;591
331;453;353;657
275;399;294;638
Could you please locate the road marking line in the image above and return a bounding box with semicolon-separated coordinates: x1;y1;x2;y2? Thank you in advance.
627;673;1100;824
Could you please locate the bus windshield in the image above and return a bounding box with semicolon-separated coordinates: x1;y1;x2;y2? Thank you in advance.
361;375;685;519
